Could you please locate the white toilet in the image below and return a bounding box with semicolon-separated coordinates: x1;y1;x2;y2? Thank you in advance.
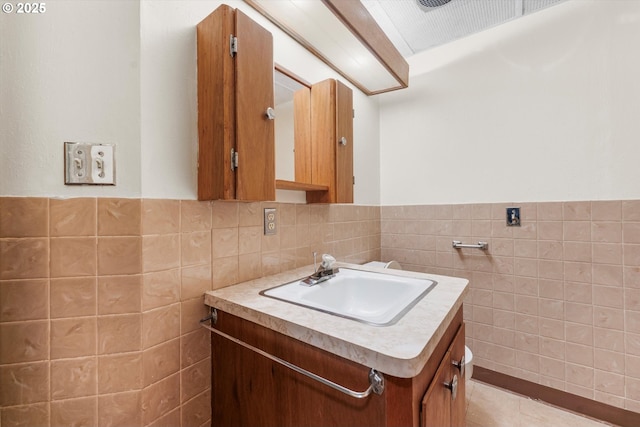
364;260;474;381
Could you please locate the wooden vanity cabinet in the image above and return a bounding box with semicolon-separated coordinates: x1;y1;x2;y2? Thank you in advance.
197;5;275;201
209;306;464;427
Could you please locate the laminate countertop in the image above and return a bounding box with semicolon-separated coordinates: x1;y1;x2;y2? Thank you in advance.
204;262;468;378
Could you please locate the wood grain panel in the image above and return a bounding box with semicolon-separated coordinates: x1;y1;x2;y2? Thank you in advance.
449;324;466;427
209;307;464;427
294;87;312;184
308;79;336;204
335;80;353;203
197;5;236;200
421;348;452;427
235;10;275;201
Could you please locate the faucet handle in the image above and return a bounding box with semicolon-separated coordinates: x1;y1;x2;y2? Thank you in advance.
321;254;336;269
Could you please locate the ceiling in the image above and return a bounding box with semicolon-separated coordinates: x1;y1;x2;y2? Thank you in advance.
361;0;567;57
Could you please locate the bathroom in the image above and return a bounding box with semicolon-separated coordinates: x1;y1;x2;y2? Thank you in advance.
1;0;639;426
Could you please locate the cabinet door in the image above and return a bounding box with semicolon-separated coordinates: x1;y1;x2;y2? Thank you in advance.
196;5;236;200
335;80;353;203
449;324;466;427
235;10;275;201
421;349;452;427
308;79;354;203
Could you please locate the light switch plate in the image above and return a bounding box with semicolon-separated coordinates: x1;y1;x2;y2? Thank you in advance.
65;142;115;185
264;208;277;235
506;207;521;226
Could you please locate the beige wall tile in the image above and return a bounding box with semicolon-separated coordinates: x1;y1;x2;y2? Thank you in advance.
50;357;97;400
142;199;180;235
181;389;211;427
50;198;96;237
592;201;621;221
1;402;49;426
98;237;142;276
98;198;141;236
623;201;640;221
51;396;96;427
0;321;49;363
97;314;141;355
98;352;143;394
211;228;238;259
143;338;180;387
98;274;142;315
211;201;238;228
50;237;97;277
181;328;210;369
564;201;591;221
181;264;211;301
142;269;180;311
593;243;622;265
0;279;48;322
182;231;211;267
181;298;208;335
149;408;181;427
238;253;261;283
181;200;212;233
0;197;48;238
142;234;180;273
98;390;142;427
592;222;622;243
0;361;49;406
211;256;239;289
142;304;180;349
239;226;262;254
50;277;96;318
0;238;49;280
51;318;96;359
181;358;210;403
141;372;180;426
238;201;262;226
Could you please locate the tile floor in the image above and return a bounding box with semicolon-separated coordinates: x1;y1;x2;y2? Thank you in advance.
466;380;614;427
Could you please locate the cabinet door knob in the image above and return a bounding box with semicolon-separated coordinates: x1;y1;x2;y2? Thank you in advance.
452;354;465;378
339;137;348;146
265;107;276;120
444;374;458;401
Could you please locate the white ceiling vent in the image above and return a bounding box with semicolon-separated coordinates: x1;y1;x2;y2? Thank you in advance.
362;0;567;57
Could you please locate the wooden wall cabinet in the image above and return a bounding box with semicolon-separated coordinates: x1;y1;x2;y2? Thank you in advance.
197;5;275;201
209;307;465;426
305;79;354;204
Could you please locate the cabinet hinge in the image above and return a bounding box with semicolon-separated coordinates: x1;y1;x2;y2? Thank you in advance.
231;148;238;171
353;176;355;185
230;35;238;57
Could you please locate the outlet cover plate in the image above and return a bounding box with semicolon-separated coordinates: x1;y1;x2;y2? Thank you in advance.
264;208;277;235
65;142;115;185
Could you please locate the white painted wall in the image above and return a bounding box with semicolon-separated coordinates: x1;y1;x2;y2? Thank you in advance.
1;0;381;205
378;0;640;205
0;0;141;197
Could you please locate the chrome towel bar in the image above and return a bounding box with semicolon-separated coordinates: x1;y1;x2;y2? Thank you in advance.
200;312;385;399
452;240;488;250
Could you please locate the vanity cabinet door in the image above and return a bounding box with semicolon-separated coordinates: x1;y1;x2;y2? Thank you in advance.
420;323;466;427
197;5;275;201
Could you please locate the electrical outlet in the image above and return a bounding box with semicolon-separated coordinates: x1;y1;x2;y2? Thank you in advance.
506;207;521;227
264;208;277;235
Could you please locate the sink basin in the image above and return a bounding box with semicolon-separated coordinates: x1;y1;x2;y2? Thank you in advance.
260;268;437;326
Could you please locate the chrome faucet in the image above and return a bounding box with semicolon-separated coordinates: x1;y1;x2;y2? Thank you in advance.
301;253;338;286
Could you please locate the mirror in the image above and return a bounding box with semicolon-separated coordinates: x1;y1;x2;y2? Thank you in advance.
274;66;311;184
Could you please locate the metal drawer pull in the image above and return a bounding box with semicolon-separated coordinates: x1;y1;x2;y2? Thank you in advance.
200;314;385;399
452;240;488;250
452;354;465;378
444;374;459;400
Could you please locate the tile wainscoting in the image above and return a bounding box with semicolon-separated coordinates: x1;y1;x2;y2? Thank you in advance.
381;201;640;414
0;197;380;427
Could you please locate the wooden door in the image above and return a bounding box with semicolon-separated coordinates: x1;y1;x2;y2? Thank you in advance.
335;80;353;203
421;349;452;427
234;10;275;201
196;5;236;200
449;325;466;427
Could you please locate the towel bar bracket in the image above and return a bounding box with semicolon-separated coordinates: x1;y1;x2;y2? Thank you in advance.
200;311;384;399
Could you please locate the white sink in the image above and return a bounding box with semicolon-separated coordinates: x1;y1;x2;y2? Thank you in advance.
260;268;437;326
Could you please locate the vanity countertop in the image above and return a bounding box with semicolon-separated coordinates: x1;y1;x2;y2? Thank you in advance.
203;263;468;378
